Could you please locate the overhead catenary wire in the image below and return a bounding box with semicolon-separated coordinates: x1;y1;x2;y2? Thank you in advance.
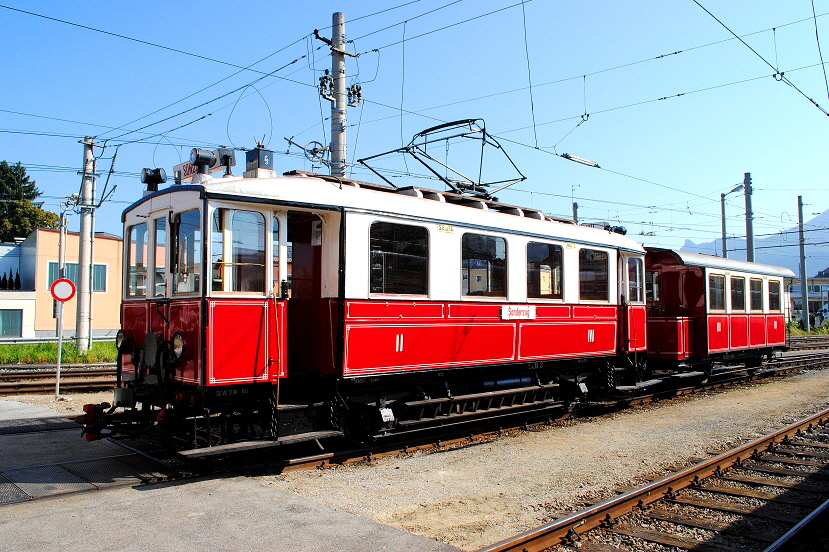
811;0;829;101
692;0;829;116
519;0;538;148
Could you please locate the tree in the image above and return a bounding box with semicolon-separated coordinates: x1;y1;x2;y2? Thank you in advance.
0;161;59;242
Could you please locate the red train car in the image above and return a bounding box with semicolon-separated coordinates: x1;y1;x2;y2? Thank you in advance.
645;248;794;373
80;146;651;453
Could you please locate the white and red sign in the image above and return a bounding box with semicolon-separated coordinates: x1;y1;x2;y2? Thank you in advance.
500;305;536;320
50;278;76;302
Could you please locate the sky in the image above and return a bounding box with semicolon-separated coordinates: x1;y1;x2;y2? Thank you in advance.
0;0;827;268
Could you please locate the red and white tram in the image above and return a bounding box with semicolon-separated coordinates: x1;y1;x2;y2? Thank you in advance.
82;146;650;453
645;248;794;373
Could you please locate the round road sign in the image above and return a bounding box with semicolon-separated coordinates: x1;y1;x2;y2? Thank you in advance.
51;278;76;302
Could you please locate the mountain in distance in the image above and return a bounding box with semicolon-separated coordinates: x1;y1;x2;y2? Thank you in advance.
679;209;829;276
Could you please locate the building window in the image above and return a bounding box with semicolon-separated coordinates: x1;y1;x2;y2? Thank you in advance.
153;218;166;297
0;309;22;337
172;210;202;294
370;222;428;295
769;280;781;312
127;223;147;297
731;277;745;311
527;242;562;299
627;257;644;303
48;262;107;293
709;274;725;311
750;278;763;311
579;249;608;301
462;233;506;297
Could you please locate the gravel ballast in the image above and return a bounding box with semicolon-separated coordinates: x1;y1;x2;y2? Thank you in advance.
256;369;829;550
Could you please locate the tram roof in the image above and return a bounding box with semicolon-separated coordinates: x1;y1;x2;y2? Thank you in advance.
126;170;646;253
647;248;795;278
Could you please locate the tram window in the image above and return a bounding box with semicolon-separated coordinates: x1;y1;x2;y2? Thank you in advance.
645;271;659;302
462;233;506;297
172;210;202;294
211;210;224;291
579;249;608;301
127;223;148;298
768;280;781;312
709;274;725;311
231;211;266;293
627;258;644;303
527;242;562;299
153;218;166;297
731;277;745;311
370;222;428;295
750;278;763;311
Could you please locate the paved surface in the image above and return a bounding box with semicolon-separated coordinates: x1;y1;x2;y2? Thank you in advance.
2;475;459;551
0;400;458;551
0;399;62;420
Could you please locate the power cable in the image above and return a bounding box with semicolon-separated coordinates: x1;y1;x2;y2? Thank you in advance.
692;0;829;116
811;0;829;101
520;0;538;148
98;34;312;139
357;0;531;54
351;0;466;42
350;12;828;129
0;4;293;76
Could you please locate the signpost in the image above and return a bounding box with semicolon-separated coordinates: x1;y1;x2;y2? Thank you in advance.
50;278;76;398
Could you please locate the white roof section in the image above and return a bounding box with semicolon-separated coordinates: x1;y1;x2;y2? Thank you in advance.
648;248;796;278
166;172;646;253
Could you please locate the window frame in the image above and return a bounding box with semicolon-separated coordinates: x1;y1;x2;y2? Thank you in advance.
526;241;563;301
578;248;610;302
645;271;660;302
768;279;781;312
48;262;107;293
210;207;268;295
750;278;763;312
730;276;746;312
152;217;167;297
369;220;429;297
626;257;644;304
708;273;726;312
171;209;203;296
461;232;507;299
126;222;148;298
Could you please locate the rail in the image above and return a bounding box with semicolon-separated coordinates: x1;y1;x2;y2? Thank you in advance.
479;406;829;551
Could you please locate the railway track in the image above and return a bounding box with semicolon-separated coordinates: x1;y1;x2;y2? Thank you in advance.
0;365;116;394
787;335;829;351
480;408;829;551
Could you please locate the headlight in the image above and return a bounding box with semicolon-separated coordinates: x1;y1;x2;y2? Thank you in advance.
115;330;125;349
172;332;185;359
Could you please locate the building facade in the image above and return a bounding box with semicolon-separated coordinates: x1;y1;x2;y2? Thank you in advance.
0;228;122;337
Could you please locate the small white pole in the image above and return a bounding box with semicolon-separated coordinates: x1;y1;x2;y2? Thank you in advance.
56;301;64;399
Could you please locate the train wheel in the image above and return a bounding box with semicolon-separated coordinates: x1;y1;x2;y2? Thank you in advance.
339;405;377;446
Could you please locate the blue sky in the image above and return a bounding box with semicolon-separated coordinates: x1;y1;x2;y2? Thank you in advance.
0;1;827;267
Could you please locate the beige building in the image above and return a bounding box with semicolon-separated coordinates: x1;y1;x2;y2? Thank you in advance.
0;228;122;338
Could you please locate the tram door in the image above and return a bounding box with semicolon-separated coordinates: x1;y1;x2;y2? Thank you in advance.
287;212;335;381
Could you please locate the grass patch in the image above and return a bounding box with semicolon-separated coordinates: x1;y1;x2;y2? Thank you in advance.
0;341;117;365
787;321;829;336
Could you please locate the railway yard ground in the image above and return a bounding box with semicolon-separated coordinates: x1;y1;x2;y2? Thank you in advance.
1;363;829;550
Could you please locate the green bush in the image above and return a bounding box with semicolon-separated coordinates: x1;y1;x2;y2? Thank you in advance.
0;341;116;365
